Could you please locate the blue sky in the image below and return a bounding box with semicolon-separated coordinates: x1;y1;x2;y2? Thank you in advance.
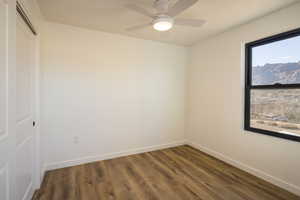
252;35;300;66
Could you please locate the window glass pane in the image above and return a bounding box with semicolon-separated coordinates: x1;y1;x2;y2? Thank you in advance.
252;35;300;85
250;89;300;136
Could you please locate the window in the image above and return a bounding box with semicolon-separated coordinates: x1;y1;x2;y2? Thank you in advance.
245;28;300;142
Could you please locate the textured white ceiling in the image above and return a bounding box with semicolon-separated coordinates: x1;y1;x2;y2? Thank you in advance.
37;0;299;46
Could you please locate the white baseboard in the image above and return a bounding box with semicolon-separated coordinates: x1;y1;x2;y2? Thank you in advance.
187;141;300;196
43;140;186;172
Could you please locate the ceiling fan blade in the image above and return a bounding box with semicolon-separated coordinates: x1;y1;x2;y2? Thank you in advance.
125;4;154;18
126;23;152;31
175;18;206;27
168;0;198;17
158;30;173;40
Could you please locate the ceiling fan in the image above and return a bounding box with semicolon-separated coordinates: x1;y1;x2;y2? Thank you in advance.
125;0;205;32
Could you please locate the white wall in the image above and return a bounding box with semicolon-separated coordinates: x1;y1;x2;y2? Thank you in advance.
40;22;187;170
187;3;300;195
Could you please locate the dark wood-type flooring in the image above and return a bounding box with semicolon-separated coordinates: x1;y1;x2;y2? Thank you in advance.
35;145;300;200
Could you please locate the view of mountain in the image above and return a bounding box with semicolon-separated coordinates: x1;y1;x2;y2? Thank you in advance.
250;61;300;135
252;61;300;85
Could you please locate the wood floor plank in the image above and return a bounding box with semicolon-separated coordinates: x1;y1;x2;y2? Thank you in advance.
146;151;222;200
104;158;141;200
148;149;223;199
177;146;300;200
109;156;159;200
157;149;244;200
36;145;300;200
92;162;117;199
127;153;182;200
137;153;203;200
163;147;270;200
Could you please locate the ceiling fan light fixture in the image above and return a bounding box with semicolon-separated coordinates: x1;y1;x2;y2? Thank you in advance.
125;0;206;32
153;16;173;31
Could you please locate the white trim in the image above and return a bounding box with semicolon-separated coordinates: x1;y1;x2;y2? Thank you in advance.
240;41;246;131
43;140;186;172
0;164;9;200
187;141;300;196
33;28;41;190
21;181;34;200
0;0;8;143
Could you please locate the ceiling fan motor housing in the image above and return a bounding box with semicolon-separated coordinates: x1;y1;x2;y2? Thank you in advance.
153;15;174;24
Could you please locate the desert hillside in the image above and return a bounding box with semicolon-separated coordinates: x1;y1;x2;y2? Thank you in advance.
251;62;300;135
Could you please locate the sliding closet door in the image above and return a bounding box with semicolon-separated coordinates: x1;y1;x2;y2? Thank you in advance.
0;0;16;200
15;11;37;200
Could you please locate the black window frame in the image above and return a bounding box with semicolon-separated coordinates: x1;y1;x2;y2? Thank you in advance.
244;27;300;142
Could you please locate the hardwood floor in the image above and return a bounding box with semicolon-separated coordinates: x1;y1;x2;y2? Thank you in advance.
36;145;300;200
